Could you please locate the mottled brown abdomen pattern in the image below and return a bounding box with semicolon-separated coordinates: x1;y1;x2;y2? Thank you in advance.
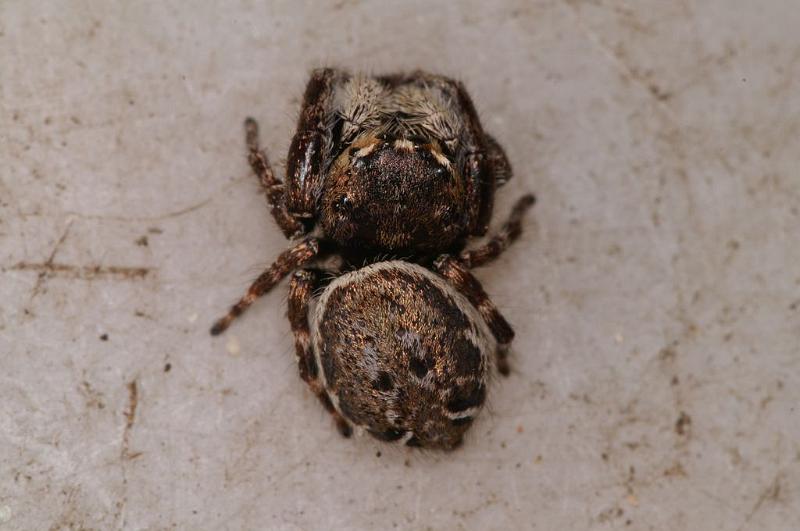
311;262;495;450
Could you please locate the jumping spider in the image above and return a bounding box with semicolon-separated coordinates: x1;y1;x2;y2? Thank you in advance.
211;68;535;449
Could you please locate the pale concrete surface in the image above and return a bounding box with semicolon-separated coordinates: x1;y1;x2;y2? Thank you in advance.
1;1;799;529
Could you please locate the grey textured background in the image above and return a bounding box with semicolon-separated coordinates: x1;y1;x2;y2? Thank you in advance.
2;1;799;529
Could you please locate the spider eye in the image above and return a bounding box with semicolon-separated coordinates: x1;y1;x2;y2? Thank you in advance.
333;195;352;214
434;165;448;178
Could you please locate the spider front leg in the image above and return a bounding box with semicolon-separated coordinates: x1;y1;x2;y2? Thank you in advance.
288;269;352;437
449;79;496;237
285;68;341;218
243;117;304;238
209;237;320;335
433;255;516;376
459;193;536;268
485;134;513;187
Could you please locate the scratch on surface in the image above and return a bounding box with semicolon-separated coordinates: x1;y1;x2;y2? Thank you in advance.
63;174;248;223
28;219;73;301
558;0;678;110
11;262;152;280
736;472;783;531
560;0;772;169
114;380;140;529
559;0;732;114
675;411;692;436
121;380;141;460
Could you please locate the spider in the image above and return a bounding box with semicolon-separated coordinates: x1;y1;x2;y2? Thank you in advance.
210;68;535;448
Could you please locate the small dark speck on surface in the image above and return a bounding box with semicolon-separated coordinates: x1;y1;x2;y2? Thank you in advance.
647;83;672;101
100;333;109;341
659;346;677;361
675;412;692;436
164;363;172;372
125;381;138;428
136;236;149;247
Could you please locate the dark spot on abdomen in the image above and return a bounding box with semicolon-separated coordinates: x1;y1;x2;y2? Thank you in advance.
451;337;483;375
373;371;394;391
446;383;486;413
409;357;429;378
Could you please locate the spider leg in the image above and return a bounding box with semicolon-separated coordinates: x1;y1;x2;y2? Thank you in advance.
285;68;341;219
288;269;352;437
433;255;515;376
244;117;304;238
443;78;496;237
209;237;320;335
459;193;536;268
485;134;513;186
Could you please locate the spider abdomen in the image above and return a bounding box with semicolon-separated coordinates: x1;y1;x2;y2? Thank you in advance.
311;261;495;450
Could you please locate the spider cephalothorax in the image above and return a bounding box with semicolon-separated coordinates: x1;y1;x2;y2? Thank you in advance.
210;68;535;449
282;69;510;248
320;134;467;253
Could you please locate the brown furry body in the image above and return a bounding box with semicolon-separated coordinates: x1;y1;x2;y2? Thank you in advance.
210;68;535;449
